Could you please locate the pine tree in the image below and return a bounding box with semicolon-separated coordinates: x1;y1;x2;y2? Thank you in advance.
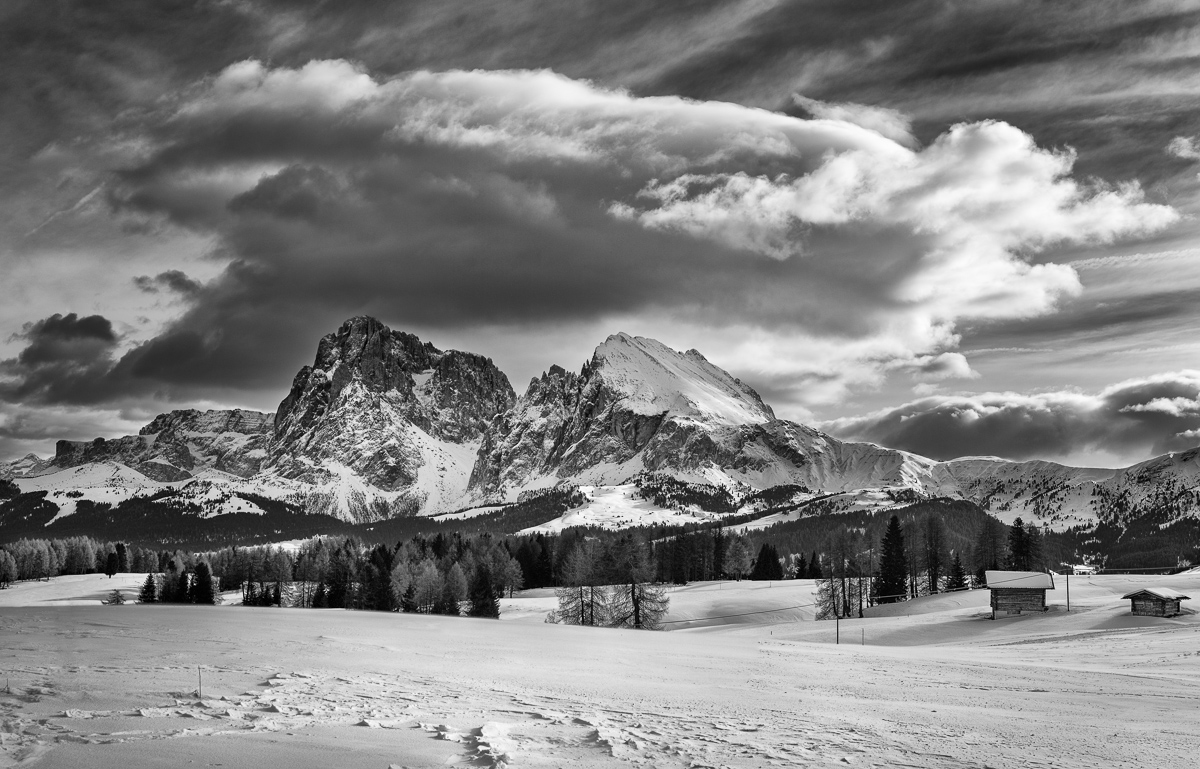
468;563;500;618
806;551;823;579
1006;517;1030;570
876;515;908;604
312;581;328;608
102;588;125;605
191;561;216;605
104;552;118;578
923;515;947;594
973;516;1006;585
1024;520;1045;571
116;542;130;573
945;551;968;592
749;543;785;580
138;573;158;604
401;582;418;613
791;552;808;580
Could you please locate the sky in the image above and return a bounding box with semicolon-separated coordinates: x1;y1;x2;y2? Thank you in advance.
2;0;1200;468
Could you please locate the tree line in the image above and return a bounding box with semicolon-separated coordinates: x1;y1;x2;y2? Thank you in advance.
0;536;176;586
815;512;1050;619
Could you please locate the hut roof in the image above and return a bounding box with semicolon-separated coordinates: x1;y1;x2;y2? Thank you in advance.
1121;588;1190;600
984;571;1055;590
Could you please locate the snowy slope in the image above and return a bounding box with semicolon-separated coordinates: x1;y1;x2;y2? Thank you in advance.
591;333;773;425
520;484;726;533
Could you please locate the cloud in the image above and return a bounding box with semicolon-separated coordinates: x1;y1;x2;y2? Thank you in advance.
824;370;1200;463
132;270;203;296
1167;136;1200;161
84;61;1175;409
0;313;121;405
790;94;915;147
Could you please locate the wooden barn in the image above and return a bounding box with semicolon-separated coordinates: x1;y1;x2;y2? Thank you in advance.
985;570;1055;619
1121;588;1190;617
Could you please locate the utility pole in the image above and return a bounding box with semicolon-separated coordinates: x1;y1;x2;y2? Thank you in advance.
1065;573;1070;612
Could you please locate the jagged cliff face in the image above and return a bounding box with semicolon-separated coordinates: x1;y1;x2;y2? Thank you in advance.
266;316;515;519
469;333;933;501
50;408;273;482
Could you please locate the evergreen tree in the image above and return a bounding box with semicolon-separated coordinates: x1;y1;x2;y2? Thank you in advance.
923;515;947;594
104;552;118;578
945;551;968;592
1006;517;1031;570
1024;520;1045;571
191;561;216;605
103;588;125;605
806;551;823;579
749;543;785;580
116;542;130;573
467;563;500;618
312;581;328;608
791;552;808;580
973;516;1006;585
401;582;418;613
137;573;158;604
876;515;908;604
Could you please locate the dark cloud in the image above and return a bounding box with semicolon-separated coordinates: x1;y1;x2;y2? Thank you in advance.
825;372;1200;463
1;313;120;404
132;270;202;295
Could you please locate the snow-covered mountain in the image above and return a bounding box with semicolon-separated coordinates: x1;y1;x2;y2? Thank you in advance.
469;333;933;501
51;408;274;482
6;319;1200;535
264;315;515;520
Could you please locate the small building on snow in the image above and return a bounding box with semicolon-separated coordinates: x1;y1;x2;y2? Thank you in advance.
985;570;1055;619
1121;588;1190;617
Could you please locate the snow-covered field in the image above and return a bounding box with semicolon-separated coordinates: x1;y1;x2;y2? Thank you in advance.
1;574;1198;768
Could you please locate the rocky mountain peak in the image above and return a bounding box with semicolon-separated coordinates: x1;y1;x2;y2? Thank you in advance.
266;316;516;519
139;408;273;437
589;332;775;425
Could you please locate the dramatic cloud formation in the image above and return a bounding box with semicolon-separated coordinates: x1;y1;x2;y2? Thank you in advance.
824;371;1200;465
41;61;1160;415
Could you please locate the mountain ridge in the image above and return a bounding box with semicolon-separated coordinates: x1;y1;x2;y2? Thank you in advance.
4;316;1200;537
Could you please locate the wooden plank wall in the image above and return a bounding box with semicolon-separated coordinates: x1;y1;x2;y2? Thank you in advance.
990;588;1046;615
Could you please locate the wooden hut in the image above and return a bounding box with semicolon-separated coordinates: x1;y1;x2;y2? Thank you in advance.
1121;588;1190;617
985;570;1055;619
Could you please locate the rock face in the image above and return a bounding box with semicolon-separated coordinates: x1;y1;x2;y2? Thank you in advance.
266;316;515;520
50;408;273;482
469;333;933;501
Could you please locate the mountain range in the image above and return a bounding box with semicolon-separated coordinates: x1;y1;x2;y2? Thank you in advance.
4;316;1200;539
